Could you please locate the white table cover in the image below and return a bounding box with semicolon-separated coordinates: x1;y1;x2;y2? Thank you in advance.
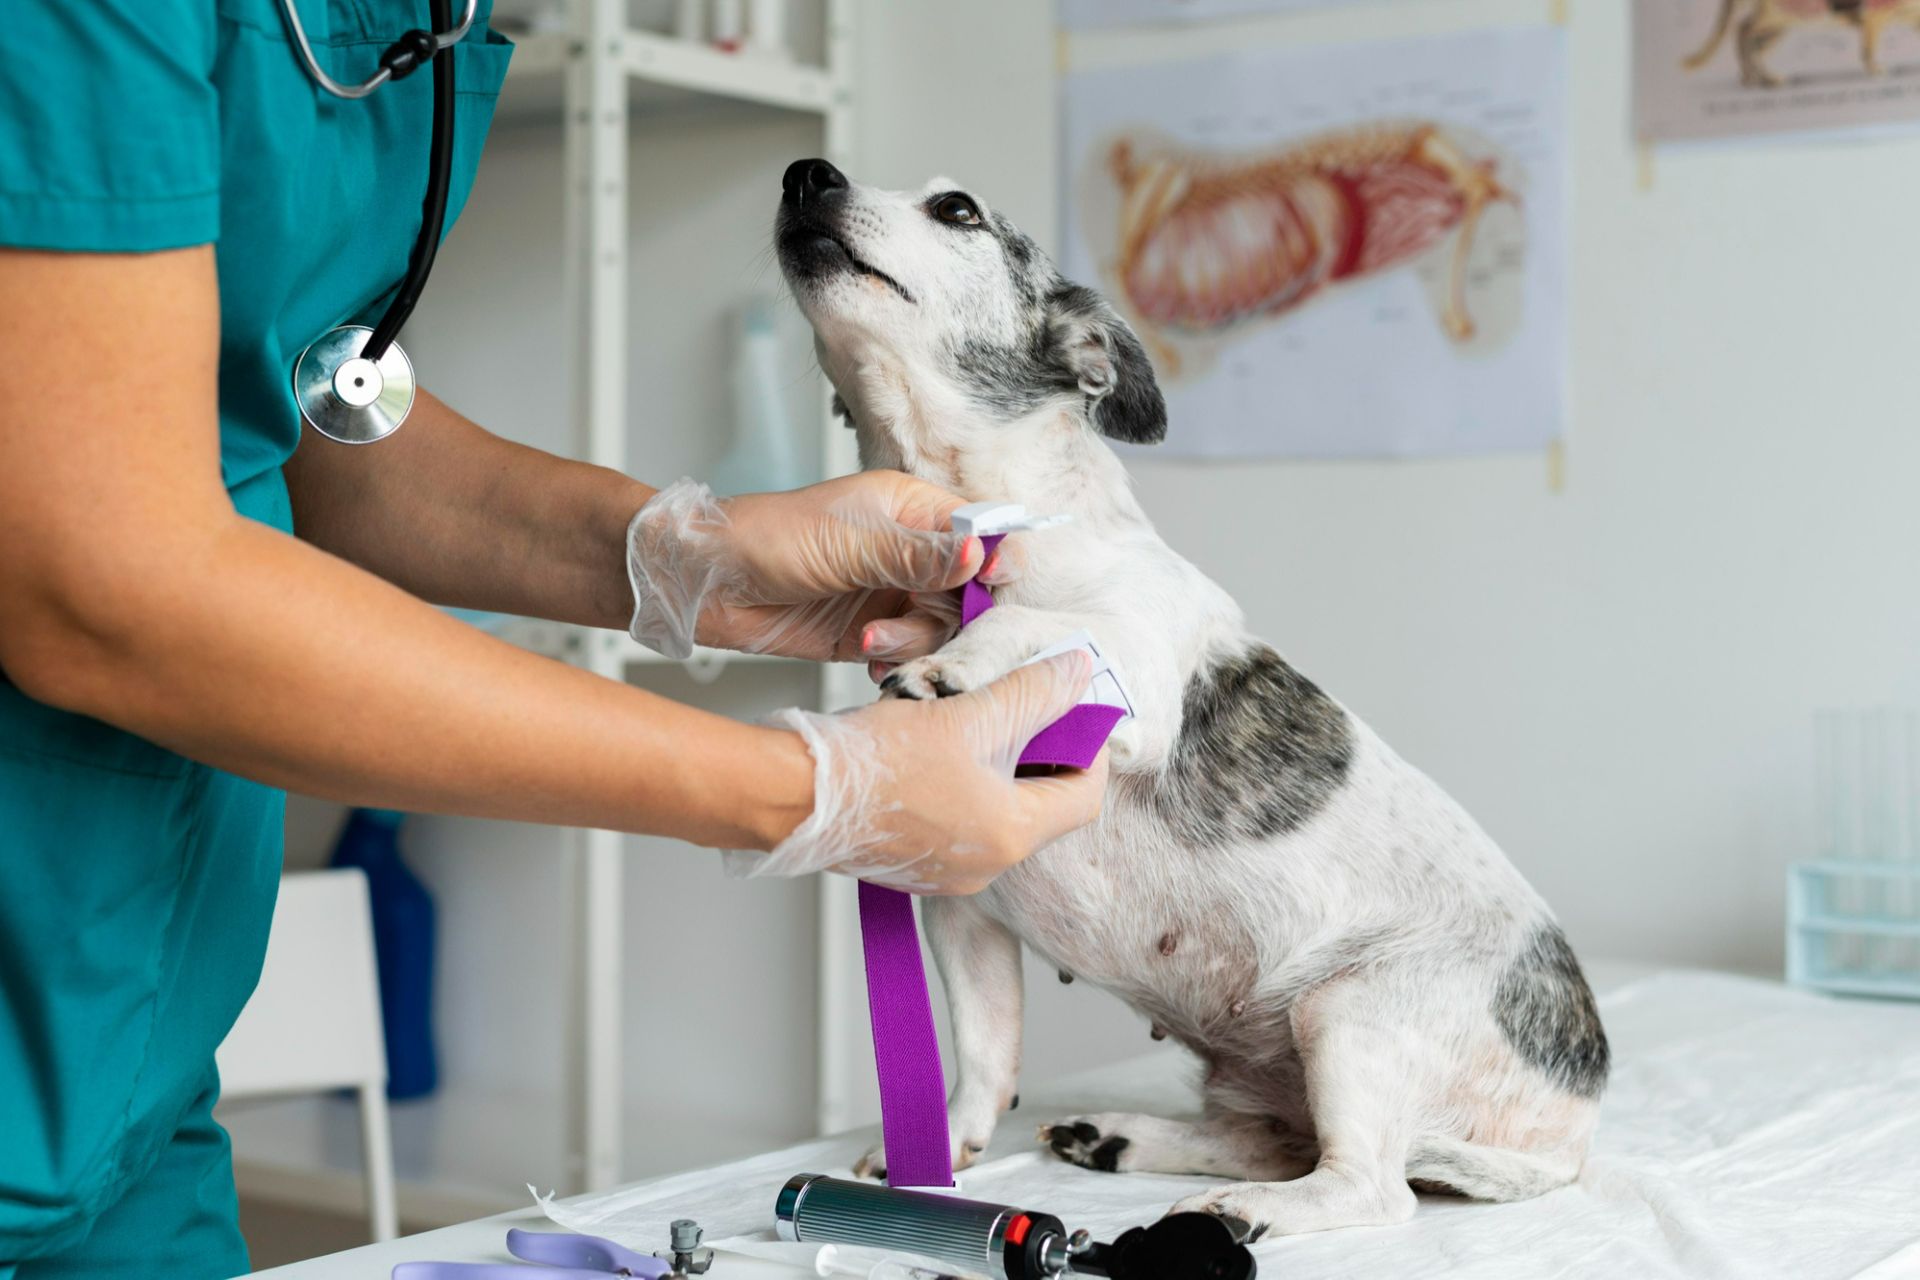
543;971;1920;1279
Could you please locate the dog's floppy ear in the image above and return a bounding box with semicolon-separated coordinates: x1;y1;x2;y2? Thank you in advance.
1048;284;1167;445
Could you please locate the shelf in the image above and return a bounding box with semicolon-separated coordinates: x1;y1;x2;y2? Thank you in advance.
623;28;836;115
1794;913;1920;938
488;615;804;681
602;631;805;680
497;27;840;128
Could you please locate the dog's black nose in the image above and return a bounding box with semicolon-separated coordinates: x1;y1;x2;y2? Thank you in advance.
783;157;847;207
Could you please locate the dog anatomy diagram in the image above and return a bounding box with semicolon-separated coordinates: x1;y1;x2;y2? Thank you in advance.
1104;123;1516;364
1636;0;1920;141
1062;27;1566;459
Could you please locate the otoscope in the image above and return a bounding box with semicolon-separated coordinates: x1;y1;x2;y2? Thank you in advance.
774;1175;1257;1280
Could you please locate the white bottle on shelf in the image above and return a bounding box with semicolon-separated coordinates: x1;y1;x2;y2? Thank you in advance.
710;0;744;51
746;0;790;60
674;0;703;42
711;297;805;497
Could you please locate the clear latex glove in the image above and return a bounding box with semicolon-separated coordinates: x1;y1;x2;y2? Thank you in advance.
729;652;1107;894
626;474;1020;662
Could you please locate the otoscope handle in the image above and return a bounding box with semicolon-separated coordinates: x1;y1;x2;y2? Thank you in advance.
776;1175;1065;1280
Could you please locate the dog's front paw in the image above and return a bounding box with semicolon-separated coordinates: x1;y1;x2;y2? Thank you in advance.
1040;1116;1135;1173
852;1130;993;1183
852;1145;887;1181
880;651;998;701
1165;1189;1270;1244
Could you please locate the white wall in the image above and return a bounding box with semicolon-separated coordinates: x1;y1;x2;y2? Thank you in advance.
875;0;1920;975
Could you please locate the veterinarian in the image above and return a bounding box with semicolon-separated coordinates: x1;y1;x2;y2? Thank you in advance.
0;5;1104;1276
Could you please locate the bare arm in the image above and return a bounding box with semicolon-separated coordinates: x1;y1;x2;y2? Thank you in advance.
0;245;801;847
285;389;1013;662
283;389;650;630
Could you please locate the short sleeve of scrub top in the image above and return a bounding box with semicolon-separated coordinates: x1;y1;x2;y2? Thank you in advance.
0;5;223;250
0;4;510;1275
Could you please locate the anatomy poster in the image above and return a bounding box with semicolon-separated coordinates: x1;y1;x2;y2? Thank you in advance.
1061;26;1567;460
1636;0;1920;142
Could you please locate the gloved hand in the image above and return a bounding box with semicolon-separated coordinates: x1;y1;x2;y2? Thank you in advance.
626;473;1018;662
730;652;1108;894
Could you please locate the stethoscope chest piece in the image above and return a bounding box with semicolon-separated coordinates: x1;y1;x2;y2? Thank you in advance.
293;325;416;444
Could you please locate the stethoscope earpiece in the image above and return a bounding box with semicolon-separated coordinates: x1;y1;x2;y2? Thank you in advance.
293;326;416;445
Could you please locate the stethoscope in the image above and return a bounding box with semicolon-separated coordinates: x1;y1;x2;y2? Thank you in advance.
283;0;480;444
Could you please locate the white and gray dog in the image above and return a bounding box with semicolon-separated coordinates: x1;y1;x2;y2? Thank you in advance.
773;158;1608;1239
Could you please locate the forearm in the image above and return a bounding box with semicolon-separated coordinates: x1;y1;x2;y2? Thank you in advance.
284;390;651;630
6;511;811;849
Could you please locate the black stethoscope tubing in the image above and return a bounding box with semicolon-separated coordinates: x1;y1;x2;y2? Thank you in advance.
363;0;456;365
287;0;466;443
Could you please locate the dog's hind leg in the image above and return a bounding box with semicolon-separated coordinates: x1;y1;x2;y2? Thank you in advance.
1042;1112;1311;1180
1167;979;1421;1237
1682;0;1742;69
1404;1135;1579;1201
1861;8;1894;75
1737;10;1787;86
856;897;1025;1179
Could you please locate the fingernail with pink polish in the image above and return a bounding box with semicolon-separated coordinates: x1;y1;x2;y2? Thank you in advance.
864;621;913;658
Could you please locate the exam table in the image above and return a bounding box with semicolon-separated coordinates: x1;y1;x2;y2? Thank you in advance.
252;964;1920;1279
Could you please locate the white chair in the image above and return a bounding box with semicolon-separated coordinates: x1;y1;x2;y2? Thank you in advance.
218;868;400;1242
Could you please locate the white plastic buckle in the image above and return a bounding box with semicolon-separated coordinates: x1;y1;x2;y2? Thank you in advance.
1021;629;1135;722
950;501;1073;540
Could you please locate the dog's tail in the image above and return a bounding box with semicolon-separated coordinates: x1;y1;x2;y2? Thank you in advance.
1682;0;1740;70
1404;1137;1580;1203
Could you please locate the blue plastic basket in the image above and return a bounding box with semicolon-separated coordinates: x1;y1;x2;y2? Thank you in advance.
1787;708;1920;1002
1787;859;1920;1001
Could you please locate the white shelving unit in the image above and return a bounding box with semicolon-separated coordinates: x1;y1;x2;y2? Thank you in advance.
501;0;866;1195
230;3;876;1221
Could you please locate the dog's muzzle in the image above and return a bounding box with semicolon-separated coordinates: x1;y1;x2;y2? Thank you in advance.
775;158;916;303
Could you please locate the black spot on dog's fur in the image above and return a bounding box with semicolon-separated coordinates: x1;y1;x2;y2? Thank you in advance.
994;219;1042;306
948;270;1167;445
1050;284;1166;444
1492;925;1610;1098
1145;644;1355;847
1089;1136;1130;1172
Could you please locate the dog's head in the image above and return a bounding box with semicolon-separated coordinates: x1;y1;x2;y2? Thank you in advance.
773;158;1166;449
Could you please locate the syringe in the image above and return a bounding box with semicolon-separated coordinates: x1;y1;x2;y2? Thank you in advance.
813;1243;972;1279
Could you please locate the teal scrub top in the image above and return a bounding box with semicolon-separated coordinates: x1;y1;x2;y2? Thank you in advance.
0;3;510;1272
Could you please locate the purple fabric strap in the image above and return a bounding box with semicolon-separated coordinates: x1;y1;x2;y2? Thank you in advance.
861;530;1121;1188
856;880;954;1188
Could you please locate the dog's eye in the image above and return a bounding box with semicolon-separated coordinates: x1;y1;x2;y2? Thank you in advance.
930;193;983;226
